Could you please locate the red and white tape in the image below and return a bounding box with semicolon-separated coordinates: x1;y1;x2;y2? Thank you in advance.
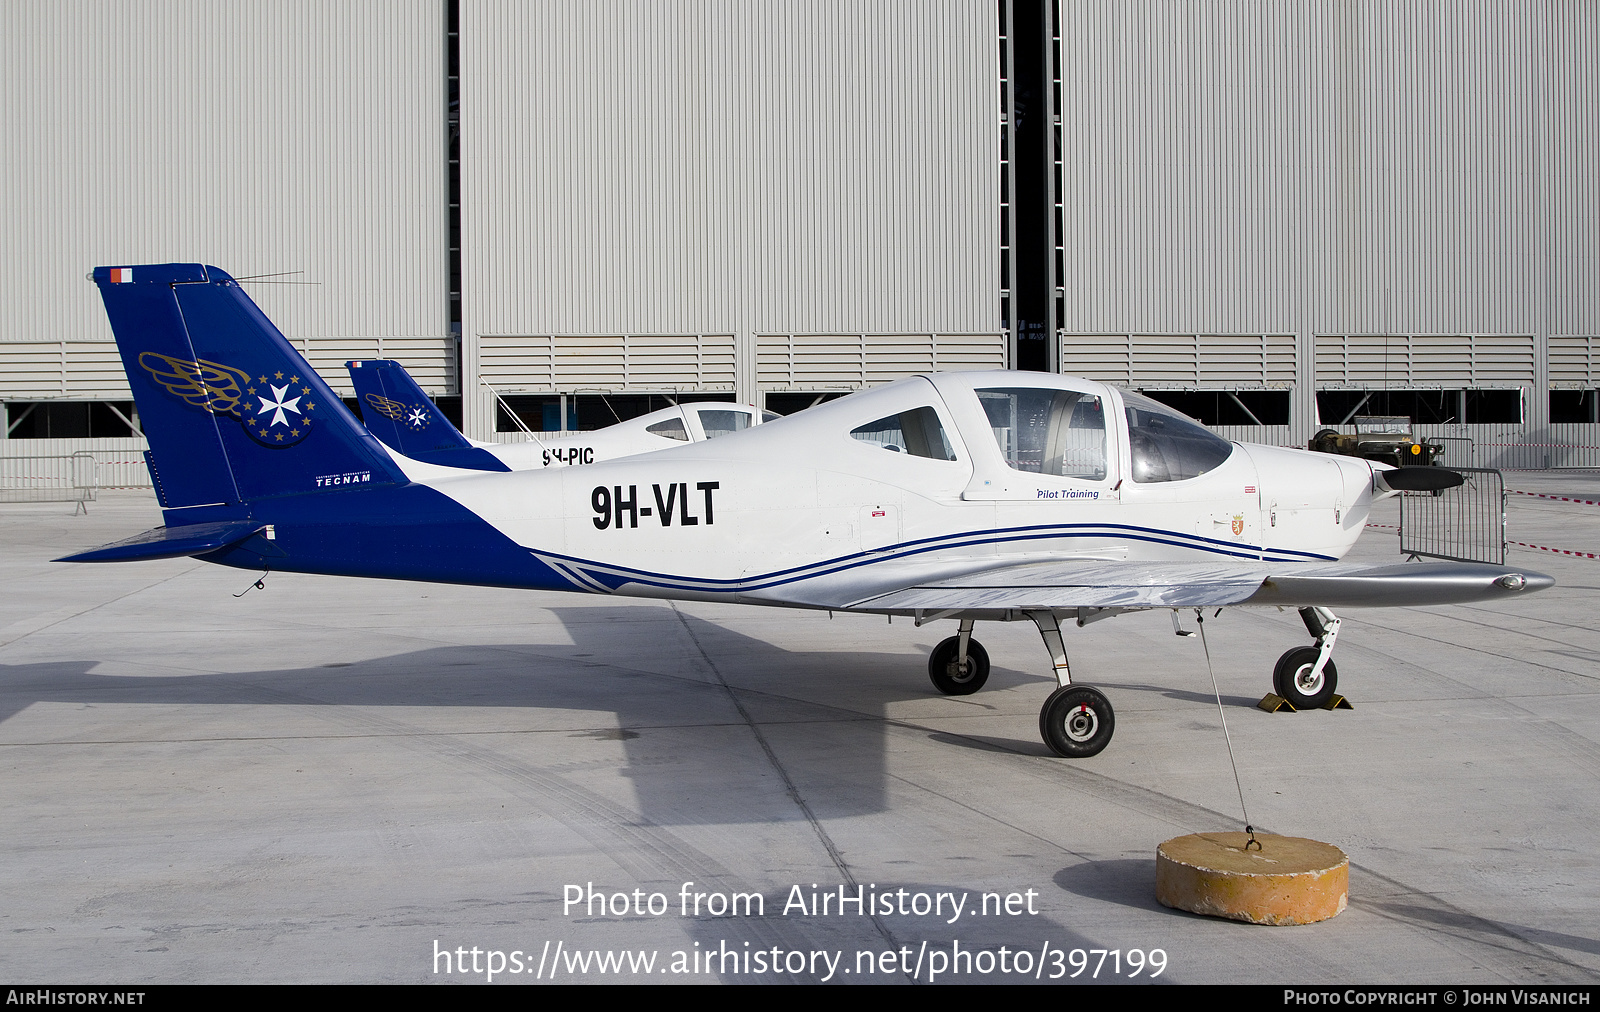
1510;489;1600;507
1509;541;1600;560
1366;523;1597;560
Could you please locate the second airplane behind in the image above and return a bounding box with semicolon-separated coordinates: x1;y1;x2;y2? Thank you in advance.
347;357;776;473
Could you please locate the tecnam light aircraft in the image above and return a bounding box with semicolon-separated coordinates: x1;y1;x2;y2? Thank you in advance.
347;357;775;472
64;264;1553;758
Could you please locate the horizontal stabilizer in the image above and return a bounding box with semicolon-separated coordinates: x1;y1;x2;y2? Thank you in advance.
1376;467;1465;493
55;521;265;563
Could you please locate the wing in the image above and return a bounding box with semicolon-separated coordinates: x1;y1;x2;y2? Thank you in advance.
1243;561;1551;607
843;559;1552;612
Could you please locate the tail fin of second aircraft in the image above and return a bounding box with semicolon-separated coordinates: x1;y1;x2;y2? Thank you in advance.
346;359;509;471
92;264;406;516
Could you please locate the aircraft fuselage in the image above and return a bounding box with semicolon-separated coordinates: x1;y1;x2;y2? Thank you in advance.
207;372;1376;613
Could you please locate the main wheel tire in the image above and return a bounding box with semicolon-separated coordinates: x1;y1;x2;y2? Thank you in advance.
1272;646;1339;709
928;636;990;695
1312;428;1340;453
1039;685;1116;758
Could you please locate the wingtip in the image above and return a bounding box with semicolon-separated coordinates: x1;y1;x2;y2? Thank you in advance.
1508;570;1556;594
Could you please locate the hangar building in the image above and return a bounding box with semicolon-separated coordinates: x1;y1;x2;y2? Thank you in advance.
2;1;1596;490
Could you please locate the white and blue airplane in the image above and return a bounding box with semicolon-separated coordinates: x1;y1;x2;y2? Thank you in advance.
63;264;1552;757
347;357;775;472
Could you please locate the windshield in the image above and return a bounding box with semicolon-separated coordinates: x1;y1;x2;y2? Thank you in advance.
1121;390;1234;482
1354;416;1412;435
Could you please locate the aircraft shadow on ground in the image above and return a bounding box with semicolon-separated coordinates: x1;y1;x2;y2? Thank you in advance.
1113;682;1264;709
0;607;1055;826
925;731;1054;757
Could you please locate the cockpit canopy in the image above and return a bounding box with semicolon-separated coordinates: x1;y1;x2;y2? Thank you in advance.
807;372;1236;486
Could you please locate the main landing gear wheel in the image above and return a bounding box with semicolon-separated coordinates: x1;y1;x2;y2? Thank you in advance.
1273;646;1338;710
928;636;990;695
1039;685;1115;758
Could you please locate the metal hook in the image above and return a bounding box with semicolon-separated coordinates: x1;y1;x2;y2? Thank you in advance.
1244;824;1262;851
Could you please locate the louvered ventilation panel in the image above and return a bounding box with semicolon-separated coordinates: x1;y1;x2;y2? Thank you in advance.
480;334;736;392
1315;335;1534;387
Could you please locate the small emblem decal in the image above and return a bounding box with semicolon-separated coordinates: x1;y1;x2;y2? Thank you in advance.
365;393;429;431
1231;515;1245;536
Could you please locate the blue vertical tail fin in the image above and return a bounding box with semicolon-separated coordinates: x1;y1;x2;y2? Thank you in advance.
93;264;406;518
347;359;510;471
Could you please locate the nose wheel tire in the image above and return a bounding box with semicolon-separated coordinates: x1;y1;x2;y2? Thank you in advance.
1039;685;1115;758
928;636;990;695
1272;646;1338;710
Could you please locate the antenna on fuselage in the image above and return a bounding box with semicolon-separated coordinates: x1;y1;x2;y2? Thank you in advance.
479;376;548;452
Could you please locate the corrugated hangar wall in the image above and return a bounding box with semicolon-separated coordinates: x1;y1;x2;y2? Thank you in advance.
4;0;1597;477
1055;0;1599;438
456;0;1002;436
0;0;451;395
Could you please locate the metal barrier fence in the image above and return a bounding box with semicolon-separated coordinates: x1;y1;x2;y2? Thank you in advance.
0;451;99;512
1435;436;1474;469
1398;467;1505;565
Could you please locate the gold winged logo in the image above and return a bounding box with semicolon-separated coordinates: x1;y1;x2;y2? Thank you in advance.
137;352;254;417
364;392;408;421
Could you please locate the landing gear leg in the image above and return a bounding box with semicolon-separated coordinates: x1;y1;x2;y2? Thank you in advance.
1028;610;1115;757
928;618;989;695
1271;607;1341;709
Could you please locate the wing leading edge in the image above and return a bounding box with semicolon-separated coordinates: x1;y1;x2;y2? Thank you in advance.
846;559;1552;612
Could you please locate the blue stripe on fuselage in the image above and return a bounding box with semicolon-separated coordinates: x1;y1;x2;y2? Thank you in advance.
531;521;1337;596
191;486;1337;600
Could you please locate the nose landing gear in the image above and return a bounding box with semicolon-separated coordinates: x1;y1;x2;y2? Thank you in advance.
1271;607;1340;710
